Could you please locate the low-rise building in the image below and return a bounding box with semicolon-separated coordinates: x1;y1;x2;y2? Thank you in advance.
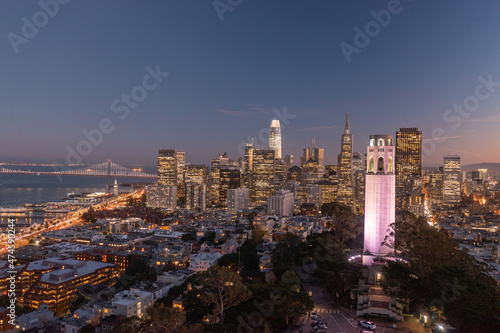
111;289;153;318
14;304;55;332
188;252;222;272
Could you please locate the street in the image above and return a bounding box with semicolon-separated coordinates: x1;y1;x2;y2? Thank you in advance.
298;268;411;333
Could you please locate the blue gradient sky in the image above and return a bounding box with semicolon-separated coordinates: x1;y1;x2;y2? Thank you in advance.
1;0;499;167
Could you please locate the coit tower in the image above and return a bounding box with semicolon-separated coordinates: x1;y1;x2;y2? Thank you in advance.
363;134;395;266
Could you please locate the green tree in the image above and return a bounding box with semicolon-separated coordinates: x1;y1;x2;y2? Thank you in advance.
145;303;185;333
183;288;212;324
115;316;142;333
320;201;358;244
271;233;301;277
202;265;250;323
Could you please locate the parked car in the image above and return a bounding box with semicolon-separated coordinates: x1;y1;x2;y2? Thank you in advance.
358;320;376;329
311;311;318;320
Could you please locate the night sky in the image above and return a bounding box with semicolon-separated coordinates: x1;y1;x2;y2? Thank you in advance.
1;0;500;167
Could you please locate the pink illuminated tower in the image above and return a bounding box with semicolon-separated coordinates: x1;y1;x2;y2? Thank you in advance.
363;135;395;266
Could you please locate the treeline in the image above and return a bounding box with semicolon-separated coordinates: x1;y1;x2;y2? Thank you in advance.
381;211;500;332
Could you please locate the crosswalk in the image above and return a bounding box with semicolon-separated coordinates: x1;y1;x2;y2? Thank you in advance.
313;308;343;314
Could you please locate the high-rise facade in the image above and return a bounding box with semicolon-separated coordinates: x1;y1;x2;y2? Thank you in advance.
227;188;250;214
268;190;294;217
363;135;395;266
243;142;254;187
250;149;275;205
185;182;207;211
274;158;286;191
353;152;365;214
337;113;354;208
146;185;177;210
209;153;230;207
158;149;185;188
395;128;422;211
300;139;324;173
443;155;461;206
219;166;241;207
185;164;210;185
269;120;282;159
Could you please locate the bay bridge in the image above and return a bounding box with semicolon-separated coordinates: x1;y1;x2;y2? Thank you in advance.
0;160;157;178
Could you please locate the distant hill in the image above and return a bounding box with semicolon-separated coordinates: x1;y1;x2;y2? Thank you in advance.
462;163;500;172
423;163;500;172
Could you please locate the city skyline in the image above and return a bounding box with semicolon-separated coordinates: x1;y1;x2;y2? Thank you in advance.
1;2;500;166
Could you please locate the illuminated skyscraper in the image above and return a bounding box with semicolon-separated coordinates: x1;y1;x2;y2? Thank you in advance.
243;142;254;187
443;155;461;206
300;139;324;173
185;164;210;185
146;185;177;210
395;128;422;211
337;113;354;208
363;135;395;266
269;120;282;159
250;149;275;205
353;152;365;213
274;158;286;191
185;182;207;211
219;166;241;207
227;188;250;214
158;149;185;196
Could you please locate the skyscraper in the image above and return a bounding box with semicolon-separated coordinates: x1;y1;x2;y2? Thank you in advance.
158;149;185;197
395;128;422;211
269;120;282;159
243;142;254;187
227;188;250;214
353;152;365;213
363;135;395;266
300;139;324;173
210;152;231;207
146;185;177;210
185;164;210;185
443;155;461;206
185;182;207;211
337;113;354;208
219;166;241;207
250;149;275;205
